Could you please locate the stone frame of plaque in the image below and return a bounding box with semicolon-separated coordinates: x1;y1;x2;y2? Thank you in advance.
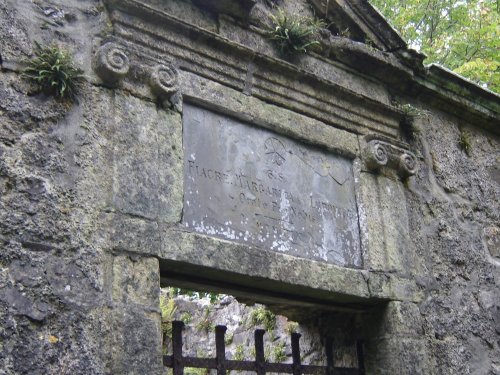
182;102;363;268
151;71;419;306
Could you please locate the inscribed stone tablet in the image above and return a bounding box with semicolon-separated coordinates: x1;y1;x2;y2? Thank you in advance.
182;103;361;268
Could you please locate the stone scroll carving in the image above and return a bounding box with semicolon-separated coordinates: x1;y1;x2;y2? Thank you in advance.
93;41;180;101
149;64;179;99
94;43;130;86
363;138;418;178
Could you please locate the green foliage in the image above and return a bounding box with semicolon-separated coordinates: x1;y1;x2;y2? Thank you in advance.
264;345;272;362
249;346;255;359
286;321;299;335
185;368;208;375
458;130;472;156
24;41;84;100
398;103;425;120
397;103;426;141
369;0;499;92
196;307;215;333
180;312;193;325
160;296;177;338
272;341;287;363
249;346;271;361
225;332;234;346
207;292;221;304
268;9;326;56
233;344;246;361
249;307;276;332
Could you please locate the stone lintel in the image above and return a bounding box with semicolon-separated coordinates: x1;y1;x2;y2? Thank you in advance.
97;211;422;306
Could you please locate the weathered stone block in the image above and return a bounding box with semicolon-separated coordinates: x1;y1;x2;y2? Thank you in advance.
484;225;500;260
112;92;183;222
366;272;422;302
159;228;371;302
157;110;183;223
180;71;360;158
358;172;415;273
364;301;424;339
102;212;161;255
111;255;160;308
107;306;162;375
364;337;432;375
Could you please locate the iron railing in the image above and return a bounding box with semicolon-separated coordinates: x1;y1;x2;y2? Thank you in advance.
163;321;365;375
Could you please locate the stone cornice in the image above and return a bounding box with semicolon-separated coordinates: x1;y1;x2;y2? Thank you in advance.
103;0;404;139
413;65;500;135
309;0;408;53
101;0;499;138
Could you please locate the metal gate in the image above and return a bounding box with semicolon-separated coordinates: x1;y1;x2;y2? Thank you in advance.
164;321;365;375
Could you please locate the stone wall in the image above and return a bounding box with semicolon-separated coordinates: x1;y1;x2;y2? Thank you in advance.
1;0;499;374
1;1;162;373
405;106;500;373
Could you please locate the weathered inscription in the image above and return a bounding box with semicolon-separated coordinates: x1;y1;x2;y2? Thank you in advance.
182;104;362;267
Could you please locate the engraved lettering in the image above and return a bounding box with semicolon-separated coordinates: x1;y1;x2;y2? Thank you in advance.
183;104;361;267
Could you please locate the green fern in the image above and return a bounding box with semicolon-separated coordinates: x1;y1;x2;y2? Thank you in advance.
24;41;84;100
249;307;276;332
160;296;177;338
233;344;245;361
268;9;325;56
458;130;472;156
196;307;215;333
272;341;287;363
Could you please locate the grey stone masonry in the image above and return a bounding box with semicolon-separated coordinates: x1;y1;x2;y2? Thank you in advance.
0;0;498;374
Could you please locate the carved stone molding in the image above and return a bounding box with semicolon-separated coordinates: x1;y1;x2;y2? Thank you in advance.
102;0;403;139
93;40;180;101
94;42;130;87
191;0;257;19
149;64;179;99
362;137;418;178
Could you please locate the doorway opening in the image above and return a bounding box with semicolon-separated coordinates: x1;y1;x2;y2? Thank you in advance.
159;285;365;375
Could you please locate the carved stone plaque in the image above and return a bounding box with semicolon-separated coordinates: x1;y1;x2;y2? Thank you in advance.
182;104;362;268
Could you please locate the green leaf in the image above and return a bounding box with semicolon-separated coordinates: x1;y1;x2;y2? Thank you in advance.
369;0;499;93
23;41;84;101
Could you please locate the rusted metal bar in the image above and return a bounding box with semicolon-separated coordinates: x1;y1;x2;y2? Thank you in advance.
172;321;185;375
325;337;334;375
291;332;302;375
326;369;359;375
225;359;259;372
255;329;266;375
163;357;360;375
215;325;227;375
356;340;365;375
163;321;363;375
165;356;216;368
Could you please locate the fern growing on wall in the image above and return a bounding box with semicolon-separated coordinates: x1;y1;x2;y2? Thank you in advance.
24;41;84;101
268;9;325;56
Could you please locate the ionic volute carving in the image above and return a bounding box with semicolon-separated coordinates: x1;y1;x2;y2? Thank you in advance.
94;42;130;87
93;41;180;102
362;137;418;179
149;63;179;100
